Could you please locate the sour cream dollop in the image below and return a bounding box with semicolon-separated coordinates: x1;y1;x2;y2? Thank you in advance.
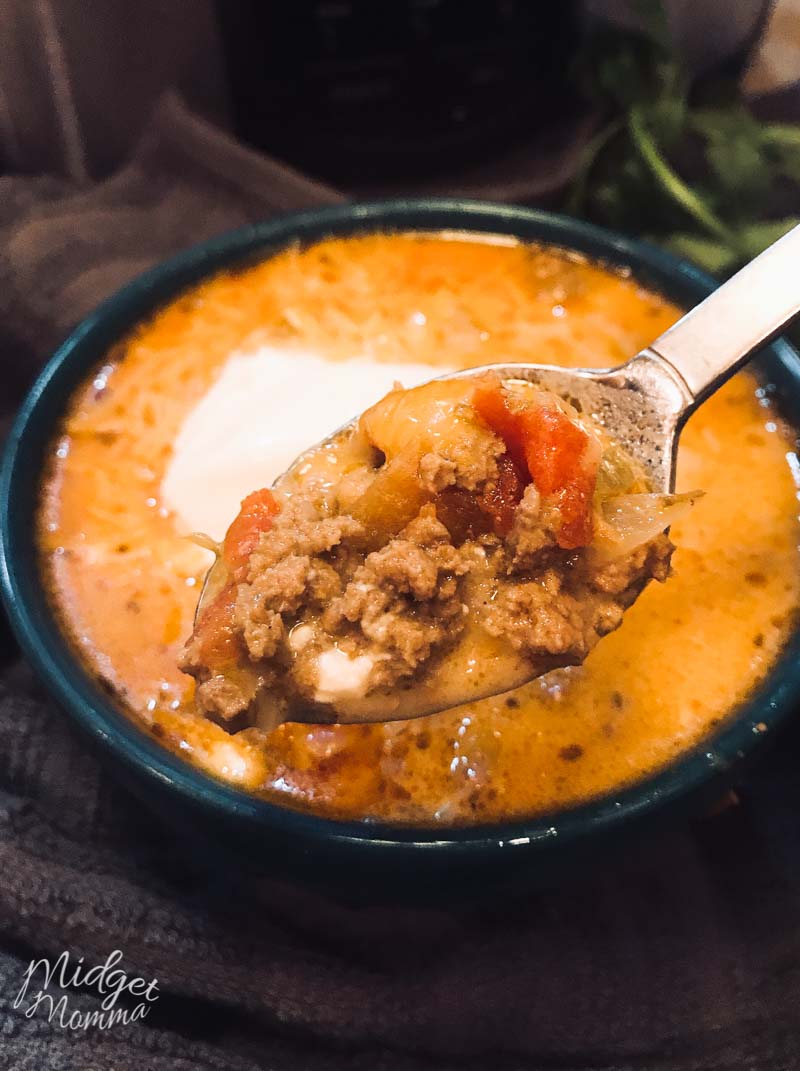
162;345;452;540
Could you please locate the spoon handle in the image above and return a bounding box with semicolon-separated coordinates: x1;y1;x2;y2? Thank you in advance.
644;224;800;408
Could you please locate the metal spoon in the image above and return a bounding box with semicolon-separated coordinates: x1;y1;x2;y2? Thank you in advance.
196;224;800;723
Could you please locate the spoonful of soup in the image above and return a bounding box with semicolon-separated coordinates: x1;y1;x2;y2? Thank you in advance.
181;225;800;731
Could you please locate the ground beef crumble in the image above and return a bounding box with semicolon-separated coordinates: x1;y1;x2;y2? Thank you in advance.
182;494;476;724
418;437;500;493
321;507;472;690
483;533;672;663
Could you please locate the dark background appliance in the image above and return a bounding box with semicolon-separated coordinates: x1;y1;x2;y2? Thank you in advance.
216;0;581;187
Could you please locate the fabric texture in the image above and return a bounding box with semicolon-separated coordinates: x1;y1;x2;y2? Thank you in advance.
3;93;800;1071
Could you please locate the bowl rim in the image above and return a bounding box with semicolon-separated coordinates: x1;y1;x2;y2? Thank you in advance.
3;196;800;861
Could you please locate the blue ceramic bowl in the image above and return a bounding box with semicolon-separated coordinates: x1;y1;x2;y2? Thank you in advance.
2;199;800;896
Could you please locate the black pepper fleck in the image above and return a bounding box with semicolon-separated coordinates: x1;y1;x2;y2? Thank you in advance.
559;744;584;762
745;571;767;587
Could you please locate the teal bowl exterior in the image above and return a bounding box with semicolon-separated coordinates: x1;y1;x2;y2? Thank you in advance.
3;199;800;896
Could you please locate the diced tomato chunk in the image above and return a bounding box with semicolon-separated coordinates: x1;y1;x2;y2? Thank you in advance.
552;469;597;549
222;488;280;577
518;405;588;497
434;487;492;543
195;584;242;669
434;455;526;541
473;383;528;473
473;381;598;549
476;453;527;536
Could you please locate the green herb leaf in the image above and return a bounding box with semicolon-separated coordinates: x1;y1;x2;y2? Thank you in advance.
659;233;738;275
629;107;736;244
690;108;778;210
564;0;800;275
737;218;800;258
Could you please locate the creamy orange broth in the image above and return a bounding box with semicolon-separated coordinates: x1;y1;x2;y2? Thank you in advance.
39;234;800;824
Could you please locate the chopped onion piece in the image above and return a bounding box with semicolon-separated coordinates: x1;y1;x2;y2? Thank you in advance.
188;531;220;554
593;491;703;558
595;444;647;498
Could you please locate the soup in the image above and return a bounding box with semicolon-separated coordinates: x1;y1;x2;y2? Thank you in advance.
39;234;800;825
